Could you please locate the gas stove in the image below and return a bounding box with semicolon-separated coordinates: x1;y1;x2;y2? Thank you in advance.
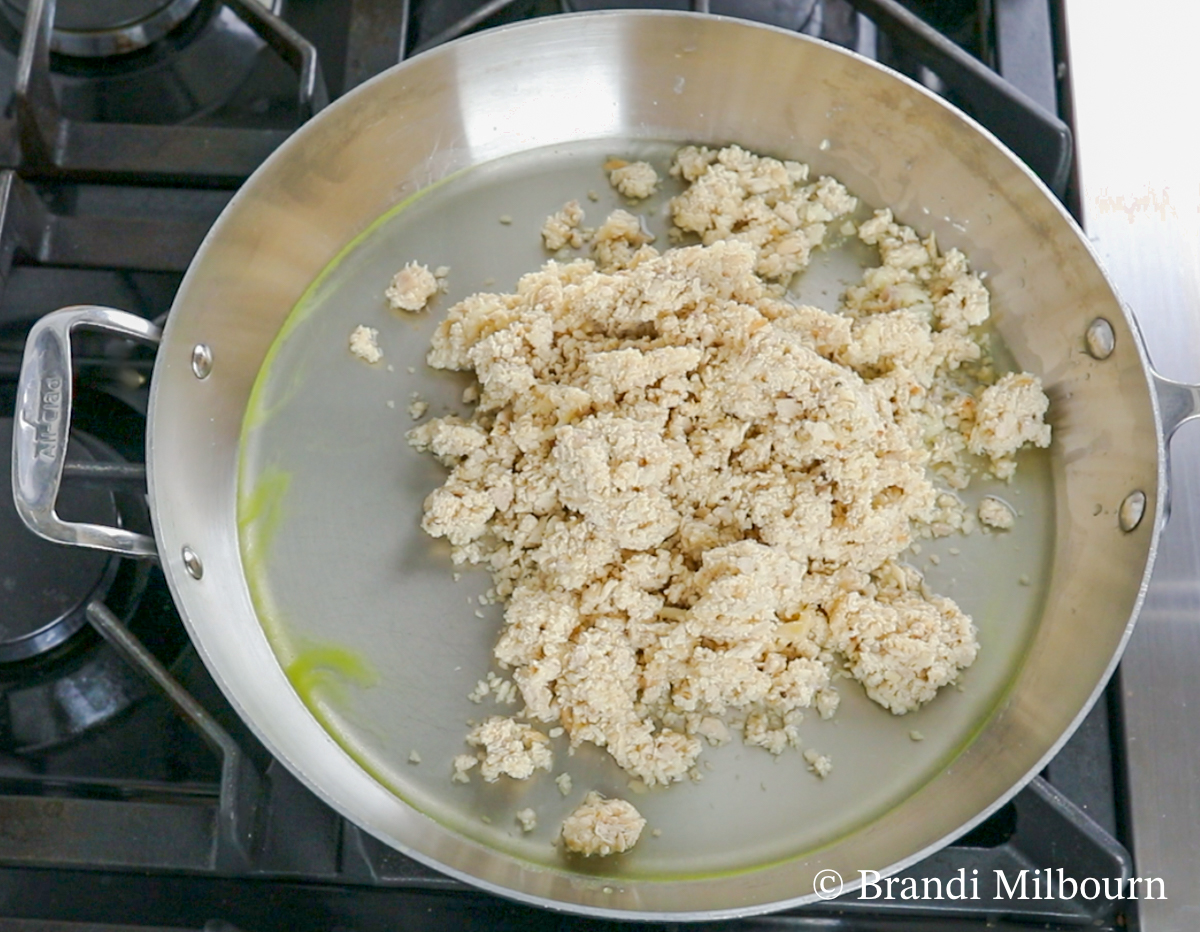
0;1;1178;929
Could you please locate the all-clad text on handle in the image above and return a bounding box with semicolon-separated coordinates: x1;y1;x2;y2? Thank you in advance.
13;305;161;557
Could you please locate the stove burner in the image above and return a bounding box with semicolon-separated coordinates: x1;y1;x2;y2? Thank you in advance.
0;416;120;664
2;640;152;750
0;0;298;128
0;0;203;57
0;391;169;754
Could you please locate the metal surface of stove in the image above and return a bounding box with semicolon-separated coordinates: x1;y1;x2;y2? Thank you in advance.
0;1;1146;929
1064;2;1200;928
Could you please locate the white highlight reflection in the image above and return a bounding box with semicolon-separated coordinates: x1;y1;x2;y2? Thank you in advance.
456;44;623;159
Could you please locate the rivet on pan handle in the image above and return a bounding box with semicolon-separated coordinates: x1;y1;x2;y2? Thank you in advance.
12;305;161;558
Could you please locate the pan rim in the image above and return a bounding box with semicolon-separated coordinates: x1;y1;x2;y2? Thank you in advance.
146;9;1166;919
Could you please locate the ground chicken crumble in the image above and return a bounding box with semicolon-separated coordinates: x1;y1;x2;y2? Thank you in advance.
516;808;538;832
670;145;857;283
542;200;587;251
349;325;382;364
978;495;1016;530
561;792;646;856
607;159;660;200
386;261;441;312
465;716;553;782
397;144;1050;849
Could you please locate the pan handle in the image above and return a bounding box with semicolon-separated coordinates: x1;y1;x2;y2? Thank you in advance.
12;305;161;558
1154;373;1200;441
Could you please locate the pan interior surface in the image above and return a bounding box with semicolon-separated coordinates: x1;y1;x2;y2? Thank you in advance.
237;135;1055;879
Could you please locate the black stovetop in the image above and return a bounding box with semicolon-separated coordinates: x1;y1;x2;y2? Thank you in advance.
0;2;1134;929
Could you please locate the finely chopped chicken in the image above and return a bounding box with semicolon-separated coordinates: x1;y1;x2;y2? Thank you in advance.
386;261;447;313
541;200;586;251
403;145;1050;835
561;792;646;856
465;716;553;782
349;325;382;364
607;159;660;200
978;496;1016;530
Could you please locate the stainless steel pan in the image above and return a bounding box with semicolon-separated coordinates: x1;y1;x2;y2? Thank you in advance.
12;11;1196;918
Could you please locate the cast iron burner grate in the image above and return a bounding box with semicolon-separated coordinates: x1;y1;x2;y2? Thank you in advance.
0;379;189;753
0;0;325;184
0;1;1133;930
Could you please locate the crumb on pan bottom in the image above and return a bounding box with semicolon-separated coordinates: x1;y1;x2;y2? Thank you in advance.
349;325;382;364
561;792;646;856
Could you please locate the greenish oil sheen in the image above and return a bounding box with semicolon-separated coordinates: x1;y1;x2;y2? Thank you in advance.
287;644;379;705
233;171;473;824
237;466;291;646
238;466;290;558
283;645;418;803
